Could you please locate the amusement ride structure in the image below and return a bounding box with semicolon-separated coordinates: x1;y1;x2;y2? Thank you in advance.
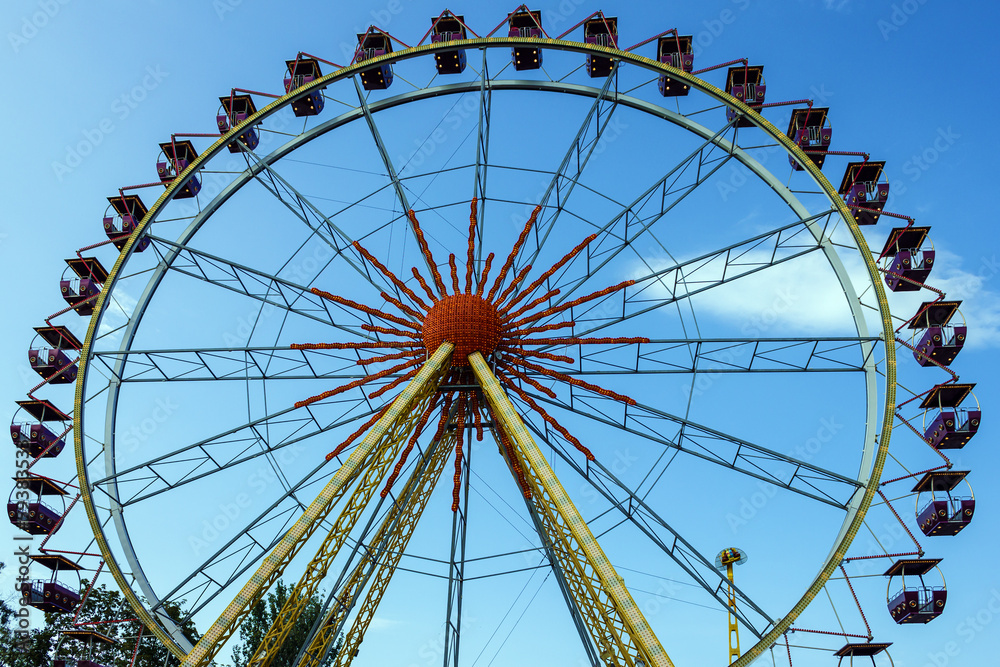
10;7;984;666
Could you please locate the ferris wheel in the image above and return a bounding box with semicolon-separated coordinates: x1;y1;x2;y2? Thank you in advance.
11;7;984;667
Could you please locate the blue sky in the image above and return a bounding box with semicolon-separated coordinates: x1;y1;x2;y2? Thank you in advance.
1;1;998;666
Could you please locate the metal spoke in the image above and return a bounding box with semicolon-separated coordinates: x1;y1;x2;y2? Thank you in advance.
90;399;379;507
518;389;861;508
89;345;378;383
142;235;375;334
517;337;878;376
471;48;492;278
566;216;833;338
517;70;620;272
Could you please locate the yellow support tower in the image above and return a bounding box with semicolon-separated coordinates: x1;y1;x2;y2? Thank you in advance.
715;547;748;664
469;352;673;667
180;343;453;667
299;412;458;667
247;387;447;667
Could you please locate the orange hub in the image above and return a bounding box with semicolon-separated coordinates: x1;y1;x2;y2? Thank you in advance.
422;293;501;365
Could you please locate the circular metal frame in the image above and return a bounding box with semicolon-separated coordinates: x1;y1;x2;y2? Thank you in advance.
73;36;897;665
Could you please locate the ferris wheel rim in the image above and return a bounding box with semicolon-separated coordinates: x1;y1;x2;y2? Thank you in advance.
71;35;898;664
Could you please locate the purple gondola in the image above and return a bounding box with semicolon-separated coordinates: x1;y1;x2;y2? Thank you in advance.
103;194;150;252
28;326;80;384
884;559;946;624
8;473;67;535
19;553;81;614
657;34;693;97
908;300;966;367
357;32;394;90
431;13;468;75
508;8;543;71
881;226;934;292
217;93;260;152
584;16;618;78
839;161;889;225
787;107;832;170
921;383;980;449
913;470;974;537
284;57;326;116
156;139;202;199
10;399;69;459
725;65;765;127
60;257;107;317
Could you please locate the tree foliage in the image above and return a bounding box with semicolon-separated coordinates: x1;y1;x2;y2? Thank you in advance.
230;580;338;667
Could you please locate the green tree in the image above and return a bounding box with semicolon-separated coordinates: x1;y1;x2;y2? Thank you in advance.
230;580;338;667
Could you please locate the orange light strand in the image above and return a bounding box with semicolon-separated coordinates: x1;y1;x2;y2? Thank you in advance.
500;347;574;364
361;324;422;340
381;291;423;321
324;403;392;461
407;209;447;296
511;320;575;337
502;287;561;323
466;197;478;293
505;280;635;331
501;233;598;315
356;349;423;366
471;391;484;441
488;205;541;302
516;336;649;346
496;360;557;399
498;374;594;461
311;288;420;330
449;253;460;294
507;356;637;407
379;396;439;497
368;363;421;399
451;393;468;511
411;266;439;304
496;263;533;306
476;252;495;297
353;241;430;312
292;341;421;350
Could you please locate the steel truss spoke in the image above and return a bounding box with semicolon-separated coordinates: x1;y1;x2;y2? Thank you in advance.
144;235;376;335
519;390;860;509
471;48;492;279
89;345;377;384
90;399;380;508
518;336;878;376
518;70;620;272
238;142;405;306
181;344;453;667
545;118;740;306
518;411;773;638
471;353;672;667
567;215;833;338
352;75;442;285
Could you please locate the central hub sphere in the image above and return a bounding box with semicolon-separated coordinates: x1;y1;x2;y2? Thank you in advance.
422;293;501;364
